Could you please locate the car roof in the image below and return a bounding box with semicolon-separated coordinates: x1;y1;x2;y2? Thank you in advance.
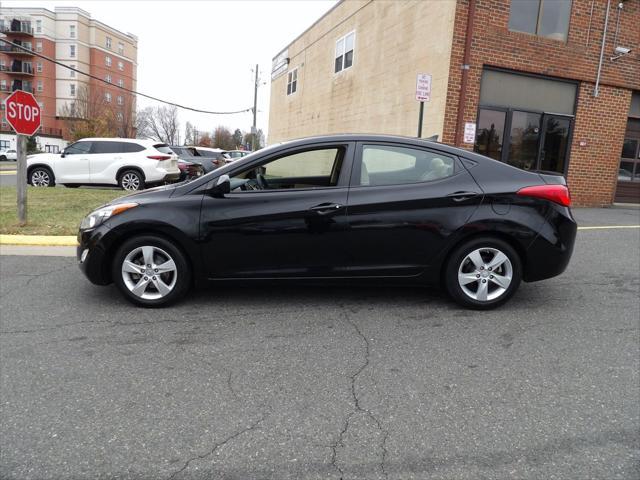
77;138;162;145
186;146;225;152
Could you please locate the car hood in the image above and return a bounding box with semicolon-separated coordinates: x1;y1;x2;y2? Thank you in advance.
27;152;60;164
111;183;182;205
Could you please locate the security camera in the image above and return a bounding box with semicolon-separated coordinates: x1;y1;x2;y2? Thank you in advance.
615;46;631;55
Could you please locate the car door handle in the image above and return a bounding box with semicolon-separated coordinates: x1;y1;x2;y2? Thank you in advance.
309;203;344;215
447;191;479;202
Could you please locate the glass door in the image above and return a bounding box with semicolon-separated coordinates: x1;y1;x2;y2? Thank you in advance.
539;114;571;174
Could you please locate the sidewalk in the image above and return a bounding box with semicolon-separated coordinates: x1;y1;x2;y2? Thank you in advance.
0;245;76;256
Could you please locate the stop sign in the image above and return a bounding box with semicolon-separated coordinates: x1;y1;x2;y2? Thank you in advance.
4;90;41;136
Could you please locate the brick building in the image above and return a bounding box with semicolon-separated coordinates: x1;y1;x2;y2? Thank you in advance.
268;0;640;205
0;6;137;153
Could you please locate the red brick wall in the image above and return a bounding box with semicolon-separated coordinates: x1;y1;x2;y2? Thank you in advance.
444;0;640;206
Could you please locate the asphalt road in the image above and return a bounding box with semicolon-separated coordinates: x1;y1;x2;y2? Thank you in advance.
1;208;639;480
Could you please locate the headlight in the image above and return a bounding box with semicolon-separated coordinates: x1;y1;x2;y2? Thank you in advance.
80;202;138;230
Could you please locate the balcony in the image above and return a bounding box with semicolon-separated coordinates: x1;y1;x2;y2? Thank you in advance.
0;124;63;138
5;63;34;76
0;44;34;56
0;20;34;36
11;82;33;93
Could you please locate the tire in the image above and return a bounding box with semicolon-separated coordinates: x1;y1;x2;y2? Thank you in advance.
112;235;191;307
29;167;55;187
444;236;522;310
118;169;145;191
0;155;6;161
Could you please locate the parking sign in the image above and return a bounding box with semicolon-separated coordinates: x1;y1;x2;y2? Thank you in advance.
416;73;432;102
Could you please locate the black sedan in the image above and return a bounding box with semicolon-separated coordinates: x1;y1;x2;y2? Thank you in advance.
77;134;577;309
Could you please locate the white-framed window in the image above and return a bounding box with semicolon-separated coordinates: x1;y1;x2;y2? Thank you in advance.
36;20;42;33
0;59;5;70
36;41;43;53
106;37;112;49
286;68;298;95
69;64;76;78
38;102;44;112
118;61;124;71
69;44;76;58
116;111;124;122
0;79;7;91
334;31;355;73
105;56;112;67
36;62;43;73
117;78;124;88
37;80;43;92
117;95;123;105
69;24;76;38
118;42;124;55
105;74;112;83
105;92;112;103
70;83;76;96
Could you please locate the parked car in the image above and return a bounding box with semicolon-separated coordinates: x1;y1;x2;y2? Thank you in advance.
224;149;252;161
77;134;577;309
177;158;204;181
186;146;231;170
0;149;17;161
168;145;216;174
26;138;181;191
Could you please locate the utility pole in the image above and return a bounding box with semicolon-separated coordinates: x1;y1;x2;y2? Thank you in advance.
252;63;259;151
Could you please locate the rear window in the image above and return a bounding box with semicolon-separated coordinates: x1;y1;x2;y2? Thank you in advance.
154;144;174;154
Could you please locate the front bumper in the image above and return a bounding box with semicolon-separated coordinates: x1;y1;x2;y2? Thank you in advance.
77;226;112;285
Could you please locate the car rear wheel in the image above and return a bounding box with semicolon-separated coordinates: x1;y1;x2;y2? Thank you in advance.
118;170;145;191
444;237;522;310
0;155;6;161
30;167;55;187
112;235;190;307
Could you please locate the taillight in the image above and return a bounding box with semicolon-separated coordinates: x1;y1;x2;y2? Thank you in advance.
147;155;172;160
517;184;571;207
212;159;221;166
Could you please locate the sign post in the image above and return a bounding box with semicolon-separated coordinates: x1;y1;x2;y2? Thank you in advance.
415;73;432;138
4;90;42;226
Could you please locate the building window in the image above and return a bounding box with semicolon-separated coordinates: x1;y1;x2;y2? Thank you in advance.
116;112;124;122
70;45;76;57
0;80;7;92
118;61;124;71
36;62;43;73
335;31;355;73
69;64;76;77
509;0;572;41
117;79;124;88
36;20;42;33
286;68;298;95
70;84;76;96
0;59;5;71
106;37;112;49
105;74;112;83
69;24;76;38
118;42;124;55
0;140;9;150
37;80;43;92
38;102;44;112
36;41;43;53
105;56;112;67
105;92;112;103
117;95;123;105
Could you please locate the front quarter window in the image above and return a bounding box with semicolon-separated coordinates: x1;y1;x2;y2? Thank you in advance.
64;141;92;155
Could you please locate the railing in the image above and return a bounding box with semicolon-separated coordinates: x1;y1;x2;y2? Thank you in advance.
0;23;34;35
11;83;33;93
0;124;63;138
0;44;34;54
11;64;34;75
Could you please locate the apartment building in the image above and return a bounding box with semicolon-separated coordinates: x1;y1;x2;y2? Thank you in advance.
0;6;137;152
268;0;639;206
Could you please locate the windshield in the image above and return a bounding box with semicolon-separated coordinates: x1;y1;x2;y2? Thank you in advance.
170;146;193;156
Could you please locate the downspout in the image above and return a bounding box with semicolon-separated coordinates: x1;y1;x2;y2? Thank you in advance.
594;0;611;97
455;0;476;146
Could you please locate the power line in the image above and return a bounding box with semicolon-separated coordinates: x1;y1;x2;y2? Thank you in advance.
0;37;252;115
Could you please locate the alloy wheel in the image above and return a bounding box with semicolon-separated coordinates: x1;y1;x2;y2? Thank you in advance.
121;173;141;191
121;246;177;300
31;170;50;187
457;247;513;302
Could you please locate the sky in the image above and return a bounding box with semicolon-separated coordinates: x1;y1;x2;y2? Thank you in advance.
3;0;338;141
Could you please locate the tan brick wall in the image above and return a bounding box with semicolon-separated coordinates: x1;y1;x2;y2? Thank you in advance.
268;0;457;144
443;0;640;206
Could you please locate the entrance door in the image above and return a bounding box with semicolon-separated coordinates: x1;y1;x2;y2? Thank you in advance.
539;114;571;173
615;119;640;203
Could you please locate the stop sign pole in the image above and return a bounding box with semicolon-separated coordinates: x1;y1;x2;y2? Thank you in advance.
4;90;42;225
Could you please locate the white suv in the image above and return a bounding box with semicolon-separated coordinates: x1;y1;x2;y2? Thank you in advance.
26;138;180;191
0;149;17;161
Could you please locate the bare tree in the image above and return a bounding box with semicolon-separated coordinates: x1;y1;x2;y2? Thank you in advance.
136;105;180;144
213;126;235;150
59;84;117;141
232;128;243;149
197;132;213;147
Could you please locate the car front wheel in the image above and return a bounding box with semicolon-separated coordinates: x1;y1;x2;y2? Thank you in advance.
118;170;145;191
444;237;522;310
112;235;191;307
30;167;55;187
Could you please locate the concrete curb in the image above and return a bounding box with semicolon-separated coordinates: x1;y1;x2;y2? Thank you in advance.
0;234;77;246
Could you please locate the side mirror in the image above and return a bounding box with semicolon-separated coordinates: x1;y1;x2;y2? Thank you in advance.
210;174;230;198
60;151;66;158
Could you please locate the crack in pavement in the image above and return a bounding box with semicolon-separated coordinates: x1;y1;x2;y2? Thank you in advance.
166;415;266;480
330;304;389;480
0;263;76;299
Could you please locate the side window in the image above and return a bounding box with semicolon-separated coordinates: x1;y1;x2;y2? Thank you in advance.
232;147;344;191
358;145;455;187
64;141;92;155
91;141;122;154
121;143;146;153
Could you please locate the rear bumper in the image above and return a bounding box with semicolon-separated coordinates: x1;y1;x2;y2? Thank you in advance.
523;206;577;282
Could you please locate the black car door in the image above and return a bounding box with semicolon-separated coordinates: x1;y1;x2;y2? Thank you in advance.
199;142;355;278
344;141;483;277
